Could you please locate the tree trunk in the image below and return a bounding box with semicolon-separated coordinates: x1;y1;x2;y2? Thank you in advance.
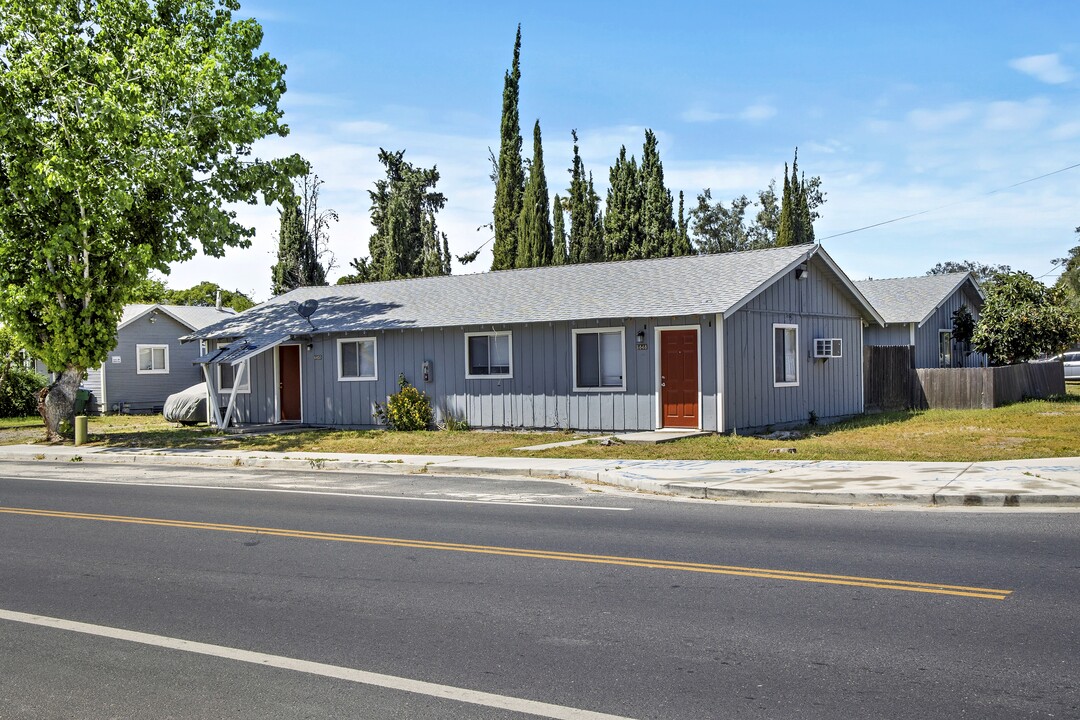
40;366;81;442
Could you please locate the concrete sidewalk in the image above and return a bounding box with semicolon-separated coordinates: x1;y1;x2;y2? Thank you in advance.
0;444;1078;507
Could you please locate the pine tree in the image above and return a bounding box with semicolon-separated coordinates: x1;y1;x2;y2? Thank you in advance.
343;149;449;283
639;130;677;257
271;174;333;296
604;146;643;260
551;193;567;265
491;26;524;270
516;120;553;268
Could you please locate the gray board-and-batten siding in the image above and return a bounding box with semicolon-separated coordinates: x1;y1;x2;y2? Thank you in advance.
723;254;866;431
106;312;206;410
861;280;986;368
219;314;718;432
196;245;883;433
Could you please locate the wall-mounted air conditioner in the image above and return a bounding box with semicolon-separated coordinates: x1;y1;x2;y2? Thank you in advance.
814;338;842;358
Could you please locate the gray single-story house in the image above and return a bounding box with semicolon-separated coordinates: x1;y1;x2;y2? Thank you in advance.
185;244;884;433
66;304;236;413
854;273;986;368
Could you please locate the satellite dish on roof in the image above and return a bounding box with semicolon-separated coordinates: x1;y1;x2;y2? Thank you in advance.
294;298;319;330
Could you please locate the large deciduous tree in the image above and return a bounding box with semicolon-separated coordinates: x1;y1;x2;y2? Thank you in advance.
164;282;255;312
0;0;304;439
491;25;524;271
927;260;1012;285
1054;227;1080;309
971;272;1080;365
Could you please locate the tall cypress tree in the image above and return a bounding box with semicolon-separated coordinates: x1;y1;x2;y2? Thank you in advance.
776;148;814;246
798;171;815;244
551;193;567;265
584;173;605;263
516;120;553;268
604;146;643;260
567;130;589;264
639;130;677;258
777;162;795;247
673;190;692;256
491;26;524;270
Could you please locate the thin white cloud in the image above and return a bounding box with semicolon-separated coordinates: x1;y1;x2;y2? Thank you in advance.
740;104;777;121
681;102;776;124
1009;53;1073;84
983;98;1051;132
906;103;974;131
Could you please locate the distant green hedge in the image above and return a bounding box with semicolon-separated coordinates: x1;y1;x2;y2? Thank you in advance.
0;367;46;418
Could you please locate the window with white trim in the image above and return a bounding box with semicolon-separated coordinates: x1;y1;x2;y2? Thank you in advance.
466;332;512;378
939;330;953;368
773;324;799;387
338;338;377;381
136;345;169;374
217;360;250;394
573;328;625;391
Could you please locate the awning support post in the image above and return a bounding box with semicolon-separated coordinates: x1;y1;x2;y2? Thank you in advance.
202;364;225;428
220;360;247;429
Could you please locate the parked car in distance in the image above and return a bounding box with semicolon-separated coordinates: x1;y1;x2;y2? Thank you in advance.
1047;351;1080;380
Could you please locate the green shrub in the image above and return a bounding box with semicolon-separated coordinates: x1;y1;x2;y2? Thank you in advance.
0;366;46;418
374;374;433;431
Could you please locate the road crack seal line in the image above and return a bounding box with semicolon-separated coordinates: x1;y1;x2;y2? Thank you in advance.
0;506;1012;601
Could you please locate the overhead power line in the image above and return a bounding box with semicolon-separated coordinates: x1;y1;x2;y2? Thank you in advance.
819;161;1080;242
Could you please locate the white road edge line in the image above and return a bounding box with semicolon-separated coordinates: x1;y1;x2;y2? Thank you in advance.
0;608;636;720
0;476;632;511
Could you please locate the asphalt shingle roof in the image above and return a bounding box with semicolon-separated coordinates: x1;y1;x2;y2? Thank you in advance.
186;245;875;344
120;304;236;331
853;273;980;325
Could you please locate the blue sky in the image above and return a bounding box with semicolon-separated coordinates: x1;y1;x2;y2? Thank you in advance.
167;0;1080;301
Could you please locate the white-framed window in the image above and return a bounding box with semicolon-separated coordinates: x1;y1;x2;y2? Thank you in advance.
939;330;953;368
136;344;169;374
773;324;799;387
465;331;512;378
217;360;250;394
337;337;378;381
572;327;626;392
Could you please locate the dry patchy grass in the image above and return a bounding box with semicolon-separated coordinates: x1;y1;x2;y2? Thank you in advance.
0;383;1076;462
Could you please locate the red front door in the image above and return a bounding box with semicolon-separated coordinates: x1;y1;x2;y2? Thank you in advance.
660;330;698;428
278;345;301;422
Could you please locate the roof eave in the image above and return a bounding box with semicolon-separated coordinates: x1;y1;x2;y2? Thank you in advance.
117;304;198;332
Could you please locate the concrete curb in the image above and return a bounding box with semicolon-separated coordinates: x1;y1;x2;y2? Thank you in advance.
0;446;1077;508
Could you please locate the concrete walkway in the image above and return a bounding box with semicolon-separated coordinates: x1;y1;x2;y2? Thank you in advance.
0;444;1078;507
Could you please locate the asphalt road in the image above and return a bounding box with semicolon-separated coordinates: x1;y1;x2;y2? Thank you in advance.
0;463;1077;719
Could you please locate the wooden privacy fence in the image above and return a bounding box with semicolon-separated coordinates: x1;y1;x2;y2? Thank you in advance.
863;346;1066;412
863;346;916;413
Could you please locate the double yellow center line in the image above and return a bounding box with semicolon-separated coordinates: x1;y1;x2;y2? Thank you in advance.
0;506;1012;600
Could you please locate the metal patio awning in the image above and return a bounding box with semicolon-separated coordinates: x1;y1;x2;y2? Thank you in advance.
194;334;294;429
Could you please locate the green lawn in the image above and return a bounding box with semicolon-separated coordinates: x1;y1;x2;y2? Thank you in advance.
2;383;1076;462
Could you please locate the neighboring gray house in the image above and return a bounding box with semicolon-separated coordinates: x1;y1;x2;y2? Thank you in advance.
81;304;236;413
855;273;986;368
185;245;884;433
